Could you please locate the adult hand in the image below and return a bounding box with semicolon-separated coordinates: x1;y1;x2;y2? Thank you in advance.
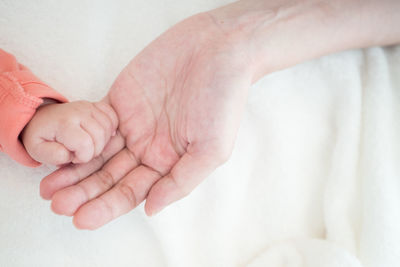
40;13;254;229
40;0;400;230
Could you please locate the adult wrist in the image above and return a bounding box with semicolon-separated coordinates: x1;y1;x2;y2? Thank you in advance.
208;0;400;83
208;0;346;82
207;0;280;82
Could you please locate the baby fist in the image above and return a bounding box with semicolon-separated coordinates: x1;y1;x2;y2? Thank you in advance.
22;99;118;166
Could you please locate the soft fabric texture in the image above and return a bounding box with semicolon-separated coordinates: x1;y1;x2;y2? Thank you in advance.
0;0;399;266
0;49;68;167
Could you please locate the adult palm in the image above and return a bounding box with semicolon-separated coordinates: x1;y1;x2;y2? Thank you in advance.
40;13;254;229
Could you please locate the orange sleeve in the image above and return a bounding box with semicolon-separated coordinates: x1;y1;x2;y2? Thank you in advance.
0;49;68;167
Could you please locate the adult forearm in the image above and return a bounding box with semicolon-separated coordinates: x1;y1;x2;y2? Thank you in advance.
208;0;400;82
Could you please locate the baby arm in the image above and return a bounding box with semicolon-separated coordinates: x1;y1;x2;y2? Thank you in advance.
21;99;118;166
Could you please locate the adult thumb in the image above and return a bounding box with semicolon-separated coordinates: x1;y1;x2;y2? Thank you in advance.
144;145;231;216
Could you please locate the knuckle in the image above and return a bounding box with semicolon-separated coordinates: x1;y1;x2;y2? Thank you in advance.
59;116;75;127
96;169;115;189
76;183;90;202
53;146;70;163
117;183;137;209
81;136;94;150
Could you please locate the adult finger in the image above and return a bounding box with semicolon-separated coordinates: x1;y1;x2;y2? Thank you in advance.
40;132;125;200
51;148;139;216
73;165;161;230
144;147;229;216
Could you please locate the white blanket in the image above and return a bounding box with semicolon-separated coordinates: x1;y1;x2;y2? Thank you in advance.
0;1;399;266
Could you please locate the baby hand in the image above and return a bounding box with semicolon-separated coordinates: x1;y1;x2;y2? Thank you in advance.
22;100;118;165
